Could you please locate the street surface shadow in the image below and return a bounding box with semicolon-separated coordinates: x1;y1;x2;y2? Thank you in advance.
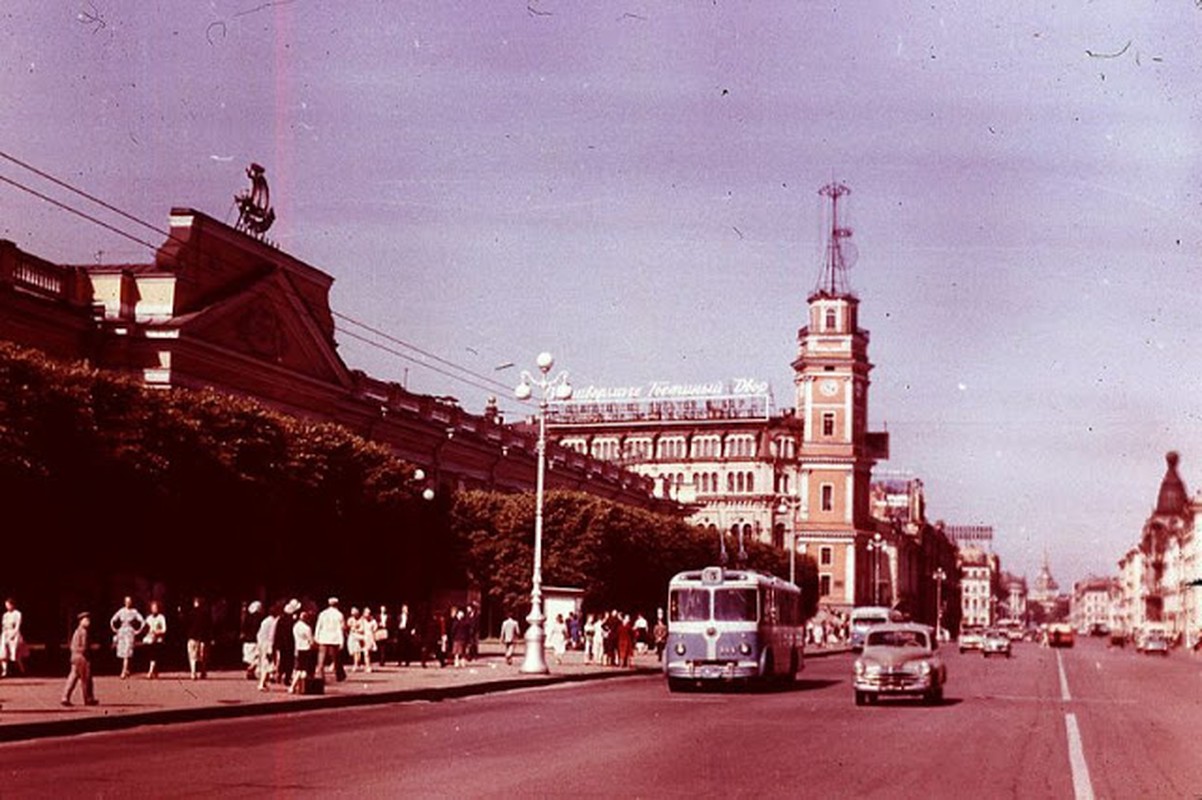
670;678;841;695
863;696;963;708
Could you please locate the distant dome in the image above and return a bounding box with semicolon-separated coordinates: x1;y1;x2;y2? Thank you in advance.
1155;451;1188;517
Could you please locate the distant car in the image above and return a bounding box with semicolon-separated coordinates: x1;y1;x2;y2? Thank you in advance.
1137;630;1171;656
958;628;985;653
853;623;946;706
849;606;901;652
981;629;1011;658
1047;623;1075;648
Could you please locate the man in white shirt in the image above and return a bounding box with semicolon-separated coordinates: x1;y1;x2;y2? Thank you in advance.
314;597;346;681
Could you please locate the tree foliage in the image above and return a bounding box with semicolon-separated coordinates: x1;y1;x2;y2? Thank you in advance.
0;341;442;636
452;489;818;620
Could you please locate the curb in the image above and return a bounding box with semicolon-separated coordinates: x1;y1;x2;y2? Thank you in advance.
0;667;659;744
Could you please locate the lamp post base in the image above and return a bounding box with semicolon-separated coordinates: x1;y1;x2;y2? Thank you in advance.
520;620;549;674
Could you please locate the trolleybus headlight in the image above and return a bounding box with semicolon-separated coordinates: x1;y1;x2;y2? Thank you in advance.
739;642;752;656
674;643;686;656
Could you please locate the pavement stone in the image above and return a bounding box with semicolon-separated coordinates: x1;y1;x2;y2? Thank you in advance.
0;643;849;741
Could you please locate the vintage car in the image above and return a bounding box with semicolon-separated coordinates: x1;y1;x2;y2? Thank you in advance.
853;623;946;706
1046;623;1075;648
1136;625;1171;656
981;629;1012;658
958;627;985;653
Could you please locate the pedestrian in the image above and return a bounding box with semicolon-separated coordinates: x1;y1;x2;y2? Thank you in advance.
653;609;668;661
360;608;379;672
424;609;447;668
289;609;316;694
240;601;265;680
633;612;649;655
314;597;346;682
347;606;365;672
2;598;25;677
255;602;280;691
451;608;470;667
583;614;597;663
274;599;300;687
617;613;634;668
603;611;619;666
142;600;167;678
467;604;481;662
499;611;520;665
61;612;98;707
185;596;212;680
377;605;391;665
547;613;568;665
592;613;607;666
397;603;415;666
110;596;145;680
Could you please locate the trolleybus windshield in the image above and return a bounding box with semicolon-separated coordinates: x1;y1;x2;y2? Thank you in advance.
669;587;759;622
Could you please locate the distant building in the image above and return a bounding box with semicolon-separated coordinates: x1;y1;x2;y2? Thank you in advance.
1071;577;1119;635
1116;451;1201;646
1029;550;1062;618
1000;572;1028;623
958;546;998;629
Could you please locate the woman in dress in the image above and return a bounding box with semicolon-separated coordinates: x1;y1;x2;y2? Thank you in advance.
142;600;167;679
360;608;378;672
547;613;569;665
1;598;25;677
347;607;365;672
110;596;145;679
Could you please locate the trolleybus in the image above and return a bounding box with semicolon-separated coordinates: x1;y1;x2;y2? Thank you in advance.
664;566;804;691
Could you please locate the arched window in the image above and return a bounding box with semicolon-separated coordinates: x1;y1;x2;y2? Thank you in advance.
692;472;699;491
701;473;709;493
727;473;735;493
825;308;837;330
676;473;684;489
746;472;754;493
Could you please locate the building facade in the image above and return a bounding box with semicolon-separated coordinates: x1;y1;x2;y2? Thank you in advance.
1070;577;1120;635
1115;451;1202;647
549;184;895;610
0;206;664;510
958;546;998;629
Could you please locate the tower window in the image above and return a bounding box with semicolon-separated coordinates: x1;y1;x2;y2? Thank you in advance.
822;413;835;437
819;574;832;596
820;484;834;512
825;309;837;331
820;546;833;566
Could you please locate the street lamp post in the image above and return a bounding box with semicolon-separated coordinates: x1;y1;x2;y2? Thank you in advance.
514;352;572;675
777;497;800;585
866;532;884;606
933;567;947;640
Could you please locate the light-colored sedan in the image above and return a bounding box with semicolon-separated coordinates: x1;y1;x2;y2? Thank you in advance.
853;623;947;706
958;628;985;653
981;629;1011;658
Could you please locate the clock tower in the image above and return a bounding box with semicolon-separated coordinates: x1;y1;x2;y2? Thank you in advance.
790;182;889;608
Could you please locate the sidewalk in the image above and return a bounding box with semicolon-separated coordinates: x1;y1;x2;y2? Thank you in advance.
0;642;850;742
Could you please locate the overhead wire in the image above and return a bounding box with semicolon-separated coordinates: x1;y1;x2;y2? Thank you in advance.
0;150;528;405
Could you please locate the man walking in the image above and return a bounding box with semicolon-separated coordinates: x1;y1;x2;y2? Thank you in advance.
314;597;346;682
61;612;98;706
499;611;520;665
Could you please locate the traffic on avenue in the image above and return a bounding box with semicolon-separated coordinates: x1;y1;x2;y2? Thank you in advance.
2;634;1199;798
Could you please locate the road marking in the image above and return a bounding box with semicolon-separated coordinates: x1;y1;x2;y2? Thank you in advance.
1064;712;1095;800
1057;650;1071;701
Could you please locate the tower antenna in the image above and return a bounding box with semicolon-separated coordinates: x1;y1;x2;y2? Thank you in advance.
814;181;855;297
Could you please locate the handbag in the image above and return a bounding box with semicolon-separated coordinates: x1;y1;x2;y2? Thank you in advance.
374;629;388;641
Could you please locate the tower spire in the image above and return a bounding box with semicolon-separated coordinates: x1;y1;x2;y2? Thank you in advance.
814;181;854;297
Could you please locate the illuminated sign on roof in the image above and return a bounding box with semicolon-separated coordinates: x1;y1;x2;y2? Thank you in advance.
548;379;774;427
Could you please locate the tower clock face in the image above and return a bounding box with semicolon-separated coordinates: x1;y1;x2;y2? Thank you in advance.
819;379;839;397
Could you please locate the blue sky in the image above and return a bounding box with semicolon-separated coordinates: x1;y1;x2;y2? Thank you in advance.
3;1;1201;585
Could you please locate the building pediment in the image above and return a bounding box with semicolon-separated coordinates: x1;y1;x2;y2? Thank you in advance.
170;271;350;388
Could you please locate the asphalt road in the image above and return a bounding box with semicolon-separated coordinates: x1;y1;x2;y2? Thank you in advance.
3;638;1200;798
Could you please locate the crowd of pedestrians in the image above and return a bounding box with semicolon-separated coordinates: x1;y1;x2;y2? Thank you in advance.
0;593;671;708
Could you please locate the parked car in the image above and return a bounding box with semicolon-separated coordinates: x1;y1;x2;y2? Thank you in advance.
958;627;985;653
981;629;1011;658
853;623;946;706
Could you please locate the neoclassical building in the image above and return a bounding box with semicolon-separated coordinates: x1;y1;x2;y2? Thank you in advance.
0;200;663;510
